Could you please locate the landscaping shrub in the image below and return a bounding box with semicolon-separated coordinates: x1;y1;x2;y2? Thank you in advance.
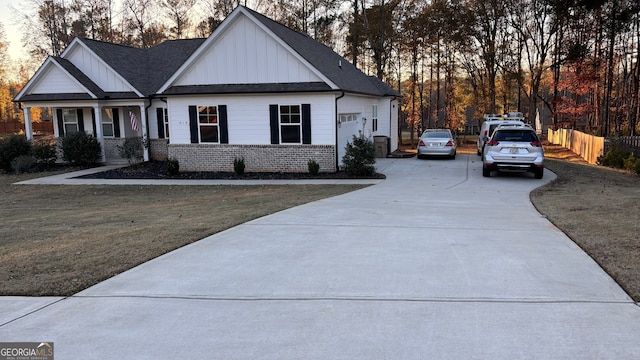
32;139;58;165
61;132;102;166
623;153;640;175
117;137;143;165
0;135;32;171
308;159;320;175
234;157;246;176
166;158;180;175
10;155;35;173
597;144;631;169
341;134;376;176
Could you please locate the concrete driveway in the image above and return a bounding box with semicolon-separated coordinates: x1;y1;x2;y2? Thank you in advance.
2;155;639;359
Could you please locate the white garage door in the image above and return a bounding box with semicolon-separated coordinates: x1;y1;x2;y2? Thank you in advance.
337;114;361;166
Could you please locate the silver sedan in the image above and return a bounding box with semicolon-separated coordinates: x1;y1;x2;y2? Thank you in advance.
417;129;457;159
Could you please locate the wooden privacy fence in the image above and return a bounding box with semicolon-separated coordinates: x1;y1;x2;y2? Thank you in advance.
547;128;605;164
0;121;54;136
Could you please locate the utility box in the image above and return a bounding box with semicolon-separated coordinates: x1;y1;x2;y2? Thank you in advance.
374;136;389;158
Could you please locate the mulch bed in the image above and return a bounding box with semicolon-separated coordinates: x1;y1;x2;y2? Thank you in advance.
77;160;386;180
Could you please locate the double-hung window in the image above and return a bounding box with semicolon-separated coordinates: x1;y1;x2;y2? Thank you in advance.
198;106;219;143
279;105;301;143
62;109;78;134
269;104;310;145
102;110;114;137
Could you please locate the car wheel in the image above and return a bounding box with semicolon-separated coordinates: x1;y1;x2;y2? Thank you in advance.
534;167;544;179
482;165;491;177
416;154;423;160
451;153;456;160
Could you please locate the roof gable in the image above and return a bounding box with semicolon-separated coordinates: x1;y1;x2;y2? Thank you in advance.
14;57;100;102
168;13;325;88
159;7;334;93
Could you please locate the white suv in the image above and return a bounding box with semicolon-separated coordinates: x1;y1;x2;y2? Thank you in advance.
482;126;544;179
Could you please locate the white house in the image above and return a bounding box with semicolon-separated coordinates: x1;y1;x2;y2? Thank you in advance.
15;6;399;172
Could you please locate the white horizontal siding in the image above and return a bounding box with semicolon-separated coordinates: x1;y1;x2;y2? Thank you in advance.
167;93;335;145
175;15;322;86
66;46;134;92
30;66;85;94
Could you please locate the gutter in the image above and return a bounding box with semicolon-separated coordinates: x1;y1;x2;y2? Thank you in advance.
335;91;345;171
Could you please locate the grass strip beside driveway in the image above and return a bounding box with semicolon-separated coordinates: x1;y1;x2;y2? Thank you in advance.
0;173;366;296
531;145;640;302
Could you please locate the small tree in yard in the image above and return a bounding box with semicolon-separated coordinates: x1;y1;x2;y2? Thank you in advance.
342;134;376;176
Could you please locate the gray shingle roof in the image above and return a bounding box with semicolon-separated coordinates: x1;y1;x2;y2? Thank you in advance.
78;38;206;96
52;57;105;98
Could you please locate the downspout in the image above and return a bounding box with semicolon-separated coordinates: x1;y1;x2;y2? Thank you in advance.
335;91;345;171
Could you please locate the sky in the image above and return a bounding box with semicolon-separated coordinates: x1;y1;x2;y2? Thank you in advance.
0;0;27;61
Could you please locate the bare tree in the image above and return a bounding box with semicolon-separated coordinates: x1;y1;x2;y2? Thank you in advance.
124;0;166;48
163;0;196;39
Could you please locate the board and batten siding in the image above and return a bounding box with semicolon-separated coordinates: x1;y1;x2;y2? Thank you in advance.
65;46;136;93
174;16;323;86
30;65;86;94
167;93;336;145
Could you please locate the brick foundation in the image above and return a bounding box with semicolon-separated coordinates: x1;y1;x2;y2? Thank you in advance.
167;144;336;172
150;139;169;161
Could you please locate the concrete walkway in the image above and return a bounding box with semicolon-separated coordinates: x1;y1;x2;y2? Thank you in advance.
2;155;639;359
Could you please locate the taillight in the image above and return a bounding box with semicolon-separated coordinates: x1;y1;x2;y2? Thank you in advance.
487;140;499;146
445;140;454;146
418;140;425;146
530;140;542;147
484;130;488;137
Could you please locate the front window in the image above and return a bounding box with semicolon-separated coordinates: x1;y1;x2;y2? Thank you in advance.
199;106;219;143
102;110;114;137
63;109;78;134
280;105;301;143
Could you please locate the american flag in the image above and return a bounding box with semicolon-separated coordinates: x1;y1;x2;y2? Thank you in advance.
129;111;139;132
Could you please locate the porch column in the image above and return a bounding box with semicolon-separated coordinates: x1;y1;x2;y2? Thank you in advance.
93;106;106;163
140;106;149;161
23;107;33;141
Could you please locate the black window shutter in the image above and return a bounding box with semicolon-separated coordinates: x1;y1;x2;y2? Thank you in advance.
302;104;311;144
56;109;64;137
269;104;279;144
113;108;121;138
189;105;199;143
219;105;228;144
77;109;85;133
156;108;165;139
91;108;97;135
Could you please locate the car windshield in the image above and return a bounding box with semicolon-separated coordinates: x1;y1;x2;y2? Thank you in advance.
493;130;537;142
424;131;450;139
